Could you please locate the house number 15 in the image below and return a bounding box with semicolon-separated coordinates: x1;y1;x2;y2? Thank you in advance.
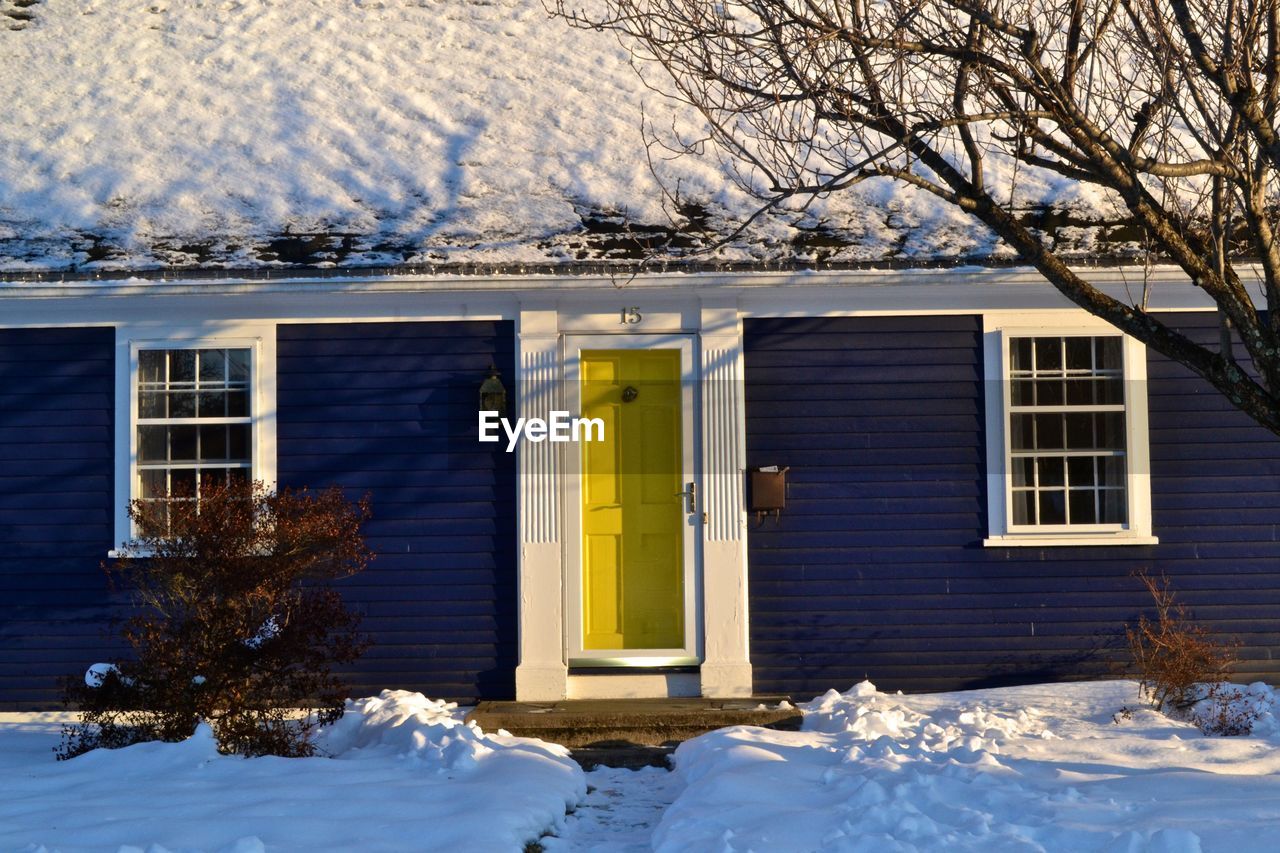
620;306;642;325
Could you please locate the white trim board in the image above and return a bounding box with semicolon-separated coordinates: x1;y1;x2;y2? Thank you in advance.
513;298;753;699
0;264;1247;324
561;333;704;668
111;321;277;550
981;312;1155;547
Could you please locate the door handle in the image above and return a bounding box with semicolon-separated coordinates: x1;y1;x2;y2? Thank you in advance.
676;482;697;514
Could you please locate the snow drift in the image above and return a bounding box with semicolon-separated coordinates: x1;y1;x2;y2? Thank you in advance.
655;680;1280;852
0;689;584;852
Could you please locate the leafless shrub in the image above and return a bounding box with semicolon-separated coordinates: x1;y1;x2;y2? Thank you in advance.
1124;570;1256;735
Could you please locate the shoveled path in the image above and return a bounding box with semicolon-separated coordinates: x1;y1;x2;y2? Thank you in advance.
541;764;681;853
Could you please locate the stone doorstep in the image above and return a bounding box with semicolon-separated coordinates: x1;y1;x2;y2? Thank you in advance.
466;695;801;749
570;743;675;771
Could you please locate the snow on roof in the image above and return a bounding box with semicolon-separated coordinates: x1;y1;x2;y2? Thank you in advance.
0;1;1126;274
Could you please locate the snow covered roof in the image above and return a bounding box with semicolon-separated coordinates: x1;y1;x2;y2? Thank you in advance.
0;0;1129;275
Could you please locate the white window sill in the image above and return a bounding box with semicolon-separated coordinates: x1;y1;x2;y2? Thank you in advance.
983;534;1159;548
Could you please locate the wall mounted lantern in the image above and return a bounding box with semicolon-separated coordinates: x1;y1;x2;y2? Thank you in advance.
479;364;507;416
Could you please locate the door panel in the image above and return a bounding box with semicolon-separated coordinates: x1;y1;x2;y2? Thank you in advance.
581;349;684;650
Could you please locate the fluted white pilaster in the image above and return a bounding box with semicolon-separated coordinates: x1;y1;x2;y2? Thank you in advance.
702;343;746;542
518;343;560;544
699;300;753;697
514;308;568;699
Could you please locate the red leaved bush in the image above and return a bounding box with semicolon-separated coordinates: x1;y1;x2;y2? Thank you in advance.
60;481;372;758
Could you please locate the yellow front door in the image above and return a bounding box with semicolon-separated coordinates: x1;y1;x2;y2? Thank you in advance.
580;349;684;650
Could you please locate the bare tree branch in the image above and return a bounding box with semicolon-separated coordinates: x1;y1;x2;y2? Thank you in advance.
549;0;1280;433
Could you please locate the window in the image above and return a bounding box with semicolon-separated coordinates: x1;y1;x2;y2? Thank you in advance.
136;347;253;506
113;328;276;549
984;318;1155;546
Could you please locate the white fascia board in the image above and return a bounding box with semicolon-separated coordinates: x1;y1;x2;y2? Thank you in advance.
0;266;1227;329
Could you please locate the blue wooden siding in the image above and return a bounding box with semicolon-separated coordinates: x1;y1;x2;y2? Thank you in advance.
276;321;517;702
0;327;117;709
744;314;1280;698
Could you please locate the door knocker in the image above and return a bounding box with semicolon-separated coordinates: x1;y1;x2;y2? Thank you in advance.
621;385;640;403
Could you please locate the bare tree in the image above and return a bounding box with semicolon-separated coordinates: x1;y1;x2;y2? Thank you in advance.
550;0;1280;435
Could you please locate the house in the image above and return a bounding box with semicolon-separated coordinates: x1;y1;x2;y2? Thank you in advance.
3;3;1280;708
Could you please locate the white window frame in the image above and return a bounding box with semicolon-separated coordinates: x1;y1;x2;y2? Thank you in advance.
983;313;1156;547
112;323;276;550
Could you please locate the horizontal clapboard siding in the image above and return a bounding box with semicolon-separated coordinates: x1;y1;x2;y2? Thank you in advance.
744;314;1280;698
0;327;118;708
276;321;516;702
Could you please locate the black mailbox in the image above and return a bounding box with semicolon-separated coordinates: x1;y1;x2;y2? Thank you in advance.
749;466;788;514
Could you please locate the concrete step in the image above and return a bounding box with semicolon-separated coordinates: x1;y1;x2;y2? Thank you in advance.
570;743;675;771
467;695;801;750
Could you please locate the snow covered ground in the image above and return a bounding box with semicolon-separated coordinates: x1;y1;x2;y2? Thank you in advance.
543;765;681;853
0;690;584;852
655;680;1280;852
5;681;1280;852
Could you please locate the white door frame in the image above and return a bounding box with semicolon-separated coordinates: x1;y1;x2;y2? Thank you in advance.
562;332;703;666
513;298;753;700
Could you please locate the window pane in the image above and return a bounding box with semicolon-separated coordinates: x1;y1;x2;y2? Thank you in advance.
1035;379;1064;406
139;469;168;500
1035;338;1062;372
1101;488;1128;523
228;349;251;383
227;390;249;417
1069;490;1098;524
1100;455;1127;488
136;500;169;535
197;391;226;418
139;350;165;384
228;467;250;487
1011;414;1034;450
1038;490;1066;524
1065;378;1095;406
199;349;226;383
1010;338;1033;372
1011;379;1034;406
1097;337;1123;370
169;391;196;418
1063;412;1089;448
1067;456;1096;487
1038;456;1065;487
228;424;250;461
1065;337;1092;371
170;468;198;498
138;425;167;463
1099;412;1126;450
1012;457;1035;488
1012;490;1034;525
200;424;228;461
169;350;196;384
169;425;198;461
199;468;230;491
139;392;166;419
1099;377;1124;405
1036;413;1064;450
